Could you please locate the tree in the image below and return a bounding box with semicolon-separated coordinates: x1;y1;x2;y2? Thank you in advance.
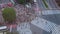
15;0;26;4
15;0;33;4
26;0;34;4
2;7;16;23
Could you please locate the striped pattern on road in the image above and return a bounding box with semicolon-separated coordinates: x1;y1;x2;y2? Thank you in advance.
42;10;60;15
17;23;32;34
31;17;58;32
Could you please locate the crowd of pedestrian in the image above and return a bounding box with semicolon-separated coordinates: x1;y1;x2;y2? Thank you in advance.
14;4;36;23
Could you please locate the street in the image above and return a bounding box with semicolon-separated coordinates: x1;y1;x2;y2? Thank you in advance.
37;0;59;9
41;10;60;25
0;0;60;34
31;9;60;34
37;0;46;9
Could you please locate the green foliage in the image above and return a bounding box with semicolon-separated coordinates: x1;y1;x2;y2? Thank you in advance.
26;0;32;3
16;0;26;4
42;0;49;8
16;0;33;4
2;7;16;22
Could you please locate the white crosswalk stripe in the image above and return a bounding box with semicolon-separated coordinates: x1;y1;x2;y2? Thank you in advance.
52;25;60;34
31;17;59;33
17;23;32;34
42;10;60;15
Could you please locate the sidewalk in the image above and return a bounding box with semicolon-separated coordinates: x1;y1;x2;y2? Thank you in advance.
0;32;6;34
0;33;3;34
17;23;32;34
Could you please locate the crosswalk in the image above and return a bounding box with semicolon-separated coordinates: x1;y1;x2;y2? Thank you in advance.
52;25;60;34
42;10;60;15
17;23;32;34
31;17;59;34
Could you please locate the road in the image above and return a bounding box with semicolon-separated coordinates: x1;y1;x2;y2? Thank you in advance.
41;10;60;34
41;10;60;25
37;0;59;9
0;0;60;34
13;2;60;34
30;23;43;34
37;0;46;9
46;0;58;8
31;9;60;34
31;0;60;34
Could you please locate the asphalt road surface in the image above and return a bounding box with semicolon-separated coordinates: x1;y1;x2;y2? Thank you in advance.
46;0;58;8
41;10;60;25
37;0;58;9
37;0;46;9
31;9;60;34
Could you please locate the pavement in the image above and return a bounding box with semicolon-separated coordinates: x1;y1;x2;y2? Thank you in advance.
0;33;3;34
0;32;6;34
0;10;4;23
17;23;32;34
0;0;60;34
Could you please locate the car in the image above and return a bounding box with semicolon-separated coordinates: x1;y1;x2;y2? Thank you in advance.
0;26;7;30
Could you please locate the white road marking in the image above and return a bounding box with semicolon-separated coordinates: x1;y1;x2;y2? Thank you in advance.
31;17;58;32
42;10;60;15
52;25;60;34
17;23;32;34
